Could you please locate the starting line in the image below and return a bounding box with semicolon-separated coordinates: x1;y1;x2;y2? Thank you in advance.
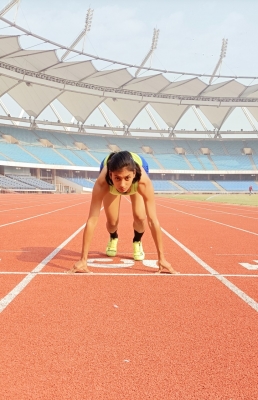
0;272;258;277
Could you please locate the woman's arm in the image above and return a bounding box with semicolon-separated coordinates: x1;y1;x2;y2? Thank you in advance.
69;169;109;273
138;172;178;274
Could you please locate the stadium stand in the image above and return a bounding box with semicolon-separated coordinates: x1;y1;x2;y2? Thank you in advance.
53;132;78;148
66;178;94;189
106;137;144;153
22;146;72;165
223;140;246;155
197;155;216;170
214;180;258;192
0;143;40;163
140;154;162;169
0;174;55;191
33;130;66;148
156;154;190;169
1;126;258;193
176;180;219;191
89;151;110;163
0;126;39;145
0;175;33;190
152;180;182;191
55;149;89;166
6;175;55;190
185;155;205;170
210;155;253;170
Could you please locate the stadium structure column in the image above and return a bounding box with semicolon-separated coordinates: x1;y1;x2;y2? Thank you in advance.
36;168;40;179
52;169;56;185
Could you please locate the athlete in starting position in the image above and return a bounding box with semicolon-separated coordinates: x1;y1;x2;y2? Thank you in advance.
70;150;178;274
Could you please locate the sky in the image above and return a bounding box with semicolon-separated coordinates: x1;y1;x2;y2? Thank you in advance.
1;0;258;133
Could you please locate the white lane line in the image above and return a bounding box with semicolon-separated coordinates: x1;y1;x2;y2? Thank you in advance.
216;254;258;256
159;197;258;215
157;203;258;237
0;250;30;252
157;199;258;220
161;227;258;312
0;201;89;229
0;272;258;277
0;223;86;313
0;198;88;213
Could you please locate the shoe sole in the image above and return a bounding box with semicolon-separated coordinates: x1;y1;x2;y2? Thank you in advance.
106;250;117;257
134;253;145;261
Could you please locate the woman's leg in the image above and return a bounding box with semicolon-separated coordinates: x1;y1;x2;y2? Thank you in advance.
130;192;146;261
130;192;146;233
103;192;121;256
103;192;121;233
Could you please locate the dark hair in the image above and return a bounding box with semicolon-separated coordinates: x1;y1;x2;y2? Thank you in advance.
105;151;142;186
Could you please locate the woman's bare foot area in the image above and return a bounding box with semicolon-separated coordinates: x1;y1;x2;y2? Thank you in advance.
156;260;179;275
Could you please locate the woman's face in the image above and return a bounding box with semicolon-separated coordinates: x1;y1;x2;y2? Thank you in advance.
109;167;136;193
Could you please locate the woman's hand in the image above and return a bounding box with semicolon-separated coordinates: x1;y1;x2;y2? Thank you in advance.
67;259;92;274
156;259;179;274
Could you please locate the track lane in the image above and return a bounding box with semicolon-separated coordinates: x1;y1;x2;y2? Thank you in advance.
1;195;258;399
156;199;258;302
1;276;258;399
159;197;258;215
0;199;90;273
0;199;89;226
156;198;258;235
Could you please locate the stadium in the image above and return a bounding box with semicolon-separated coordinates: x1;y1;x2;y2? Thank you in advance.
1;2;258;400
0;3;258;195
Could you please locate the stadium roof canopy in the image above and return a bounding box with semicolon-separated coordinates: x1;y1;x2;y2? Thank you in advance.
1;18;258;136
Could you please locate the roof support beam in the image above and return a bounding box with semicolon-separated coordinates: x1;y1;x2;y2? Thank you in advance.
192;105;212;137
50;104;68;131
135;28;159;77
209;38;228;85
0;99;17;125
241;107;258;131
145;105;164;136
61;8;94;61
98;105;118;135
0;0;20;17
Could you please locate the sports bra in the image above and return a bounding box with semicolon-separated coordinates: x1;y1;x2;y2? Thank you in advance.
104;152;142;196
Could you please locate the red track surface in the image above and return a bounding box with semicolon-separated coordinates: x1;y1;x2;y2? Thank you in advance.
1;194;258;399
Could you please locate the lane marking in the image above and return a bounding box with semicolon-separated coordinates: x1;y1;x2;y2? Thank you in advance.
239;260;258;270
157;203;258;237
0;272;258;277
161;227;258;312
87;258;134;268
0;198;88;213
0;223;86;313
159;198;258;219
0;203;103;313
216;254;258;256
158;197;258;215
0;250;30;253
0;201;89;229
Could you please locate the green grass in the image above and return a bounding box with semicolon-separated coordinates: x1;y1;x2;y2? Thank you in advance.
156;193;258;206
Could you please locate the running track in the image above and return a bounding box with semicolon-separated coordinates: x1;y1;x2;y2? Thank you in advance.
0;194;257;399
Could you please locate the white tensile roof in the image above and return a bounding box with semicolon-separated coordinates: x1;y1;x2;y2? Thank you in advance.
0;35;258;130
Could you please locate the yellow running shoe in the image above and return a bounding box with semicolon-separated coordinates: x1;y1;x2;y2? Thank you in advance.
133;241;145;261
106;238;118;257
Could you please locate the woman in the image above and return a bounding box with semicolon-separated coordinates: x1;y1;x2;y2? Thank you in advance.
70;151;178;274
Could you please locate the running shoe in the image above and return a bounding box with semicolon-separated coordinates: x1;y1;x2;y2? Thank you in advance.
106;238;118;257
133;241;145;261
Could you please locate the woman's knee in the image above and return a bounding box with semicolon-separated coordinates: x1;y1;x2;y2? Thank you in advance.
133;215;146;226
106;220;119;232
